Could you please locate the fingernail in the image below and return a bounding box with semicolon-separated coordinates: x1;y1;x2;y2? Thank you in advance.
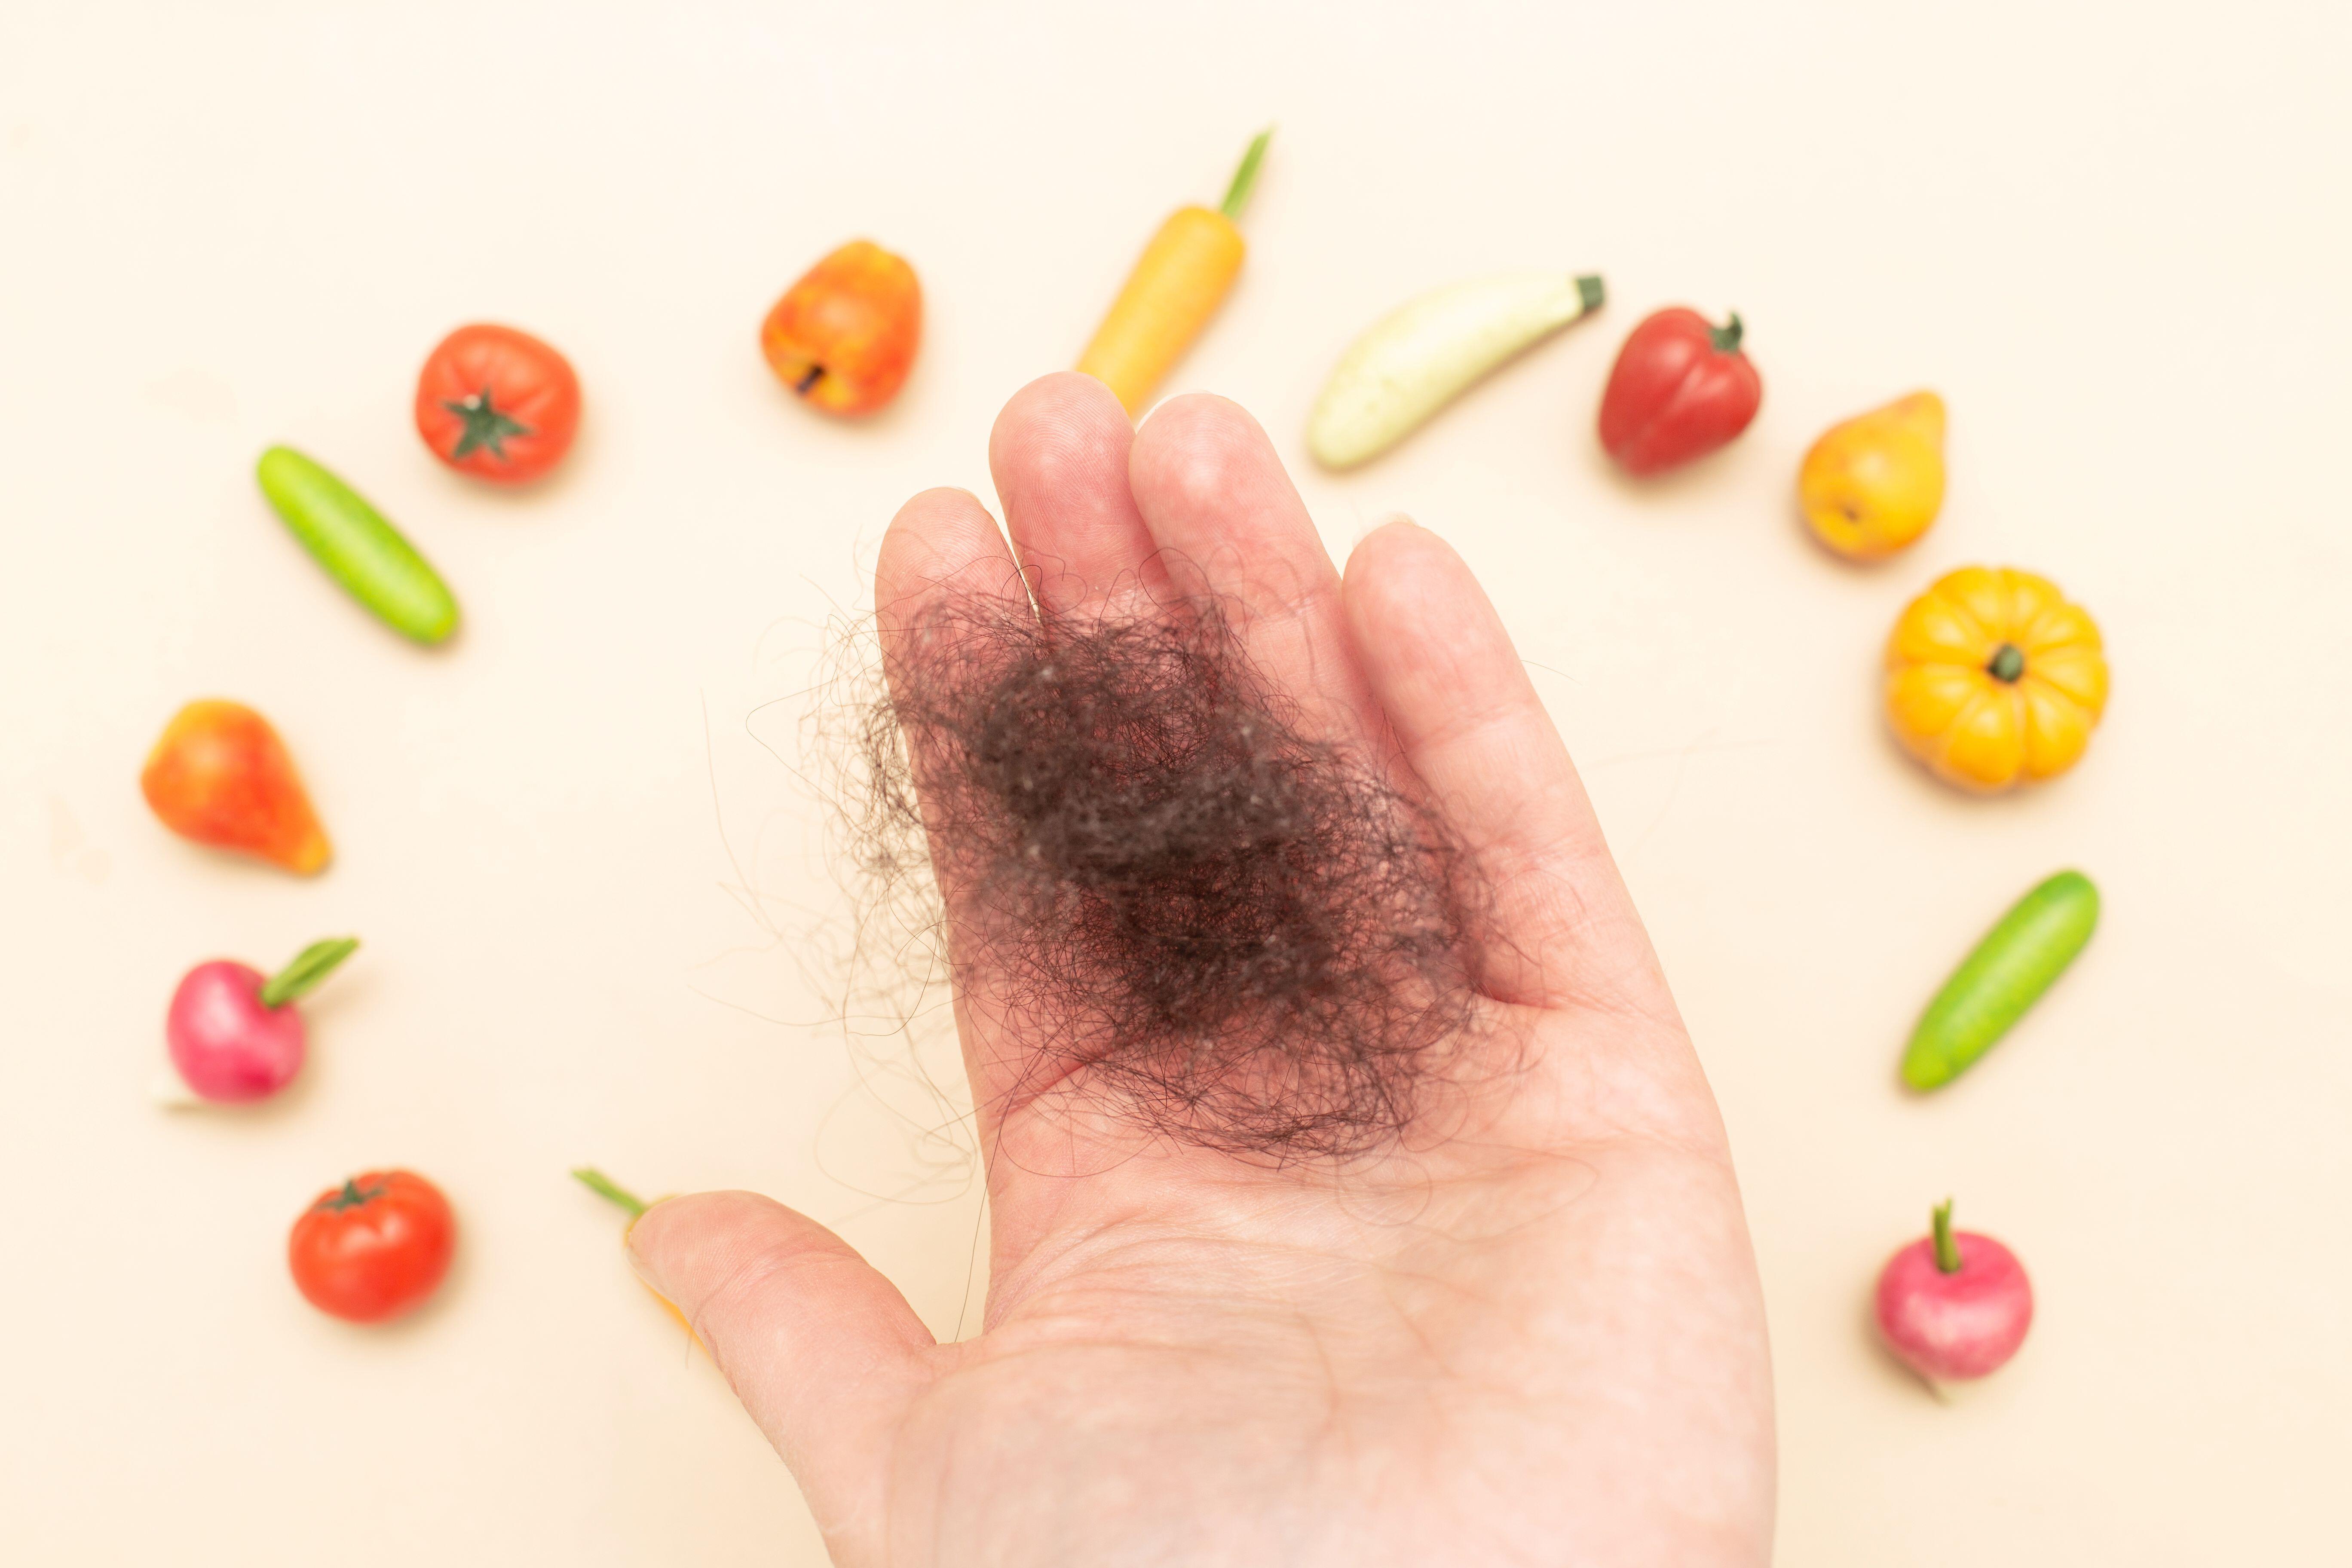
622;1202;666;1291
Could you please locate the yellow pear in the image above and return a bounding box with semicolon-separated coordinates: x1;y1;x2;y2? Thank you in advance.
1798;391;1946;560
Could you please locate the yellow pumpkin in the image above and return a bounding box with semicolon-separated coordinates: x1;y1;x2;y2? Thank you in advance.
1884;567;2108;792
1799;390;1946;559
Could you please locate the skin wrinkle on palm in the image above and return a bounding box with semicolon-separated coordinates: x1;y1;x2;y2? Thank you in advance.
632;373;1773;1567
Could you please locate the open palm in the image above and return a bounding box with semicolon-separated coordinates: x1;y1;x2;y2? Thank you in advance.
633;373;1774;1566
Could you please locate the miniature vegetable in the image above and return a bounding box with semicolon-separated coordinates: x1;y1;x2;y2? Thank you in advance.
760;240;922;416
288;1169;456;1324
1597;307;1762;475
572;1167;698;1345
1076;129;1271;415
1798;391;1946;559
165;937;358;1103
414;323;582;484
256;446;459;644
1885;566;2108;792
141;700;332;875
1903;870;2098;1090
1875;1199;2033;1381
1306;272;1605;469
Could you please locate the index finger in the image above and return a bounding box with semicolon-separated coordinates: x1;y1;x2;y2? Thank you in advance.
870;487;1041;1127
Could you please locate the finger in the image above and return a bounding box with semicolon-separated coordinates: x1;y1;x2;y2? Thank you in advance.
988;372;1160;612
1126;393;1379;739
629;1191;934;1559
870;484;1040;1104
1341;520;1657;1012
873;485;1026;634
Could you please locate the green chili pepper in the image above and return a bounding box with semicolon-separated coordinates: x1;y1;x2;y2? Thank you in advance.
1902;870;2099;1090
257;446;459;644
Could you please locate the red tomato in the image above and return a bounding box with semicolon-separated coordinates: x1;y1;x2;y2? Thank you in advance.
288;1169;456;1324
1597;307;1763;475
414;324;581;484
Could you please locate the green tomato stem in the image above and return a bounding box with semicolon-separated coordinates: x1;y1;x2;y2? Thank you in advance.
320;1176;386;1212
572;1166;649;1219
1987;643;2026;682
259;937;360;1009
439;391;534;461
1710;312;1745;355
1219;128;1274;220
1932;1199;1963;1274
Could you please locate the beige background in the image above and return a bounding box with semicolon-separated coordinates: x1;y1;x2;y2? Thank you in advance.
3;1;2347;1562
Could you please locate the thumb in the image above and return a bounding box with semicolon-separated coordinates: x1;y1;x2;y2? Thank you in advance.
628;1191;935;1548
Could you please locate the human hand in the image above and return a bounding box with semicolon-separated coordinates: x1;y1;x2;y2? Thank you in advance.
631;372;1774;1566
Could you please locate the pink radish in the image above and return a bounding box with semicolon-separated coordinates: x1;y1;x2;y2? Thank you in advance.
1875;1199;2033;1382
164;937;358;1103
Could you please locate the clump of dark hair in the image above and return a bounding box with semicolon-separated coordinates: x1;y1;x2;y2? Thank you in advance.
835;582;1484;1162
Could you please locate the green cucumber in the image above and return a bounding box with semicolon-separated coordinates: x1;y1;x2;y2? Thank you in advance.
257;446;459;645
1902;870;2099;1090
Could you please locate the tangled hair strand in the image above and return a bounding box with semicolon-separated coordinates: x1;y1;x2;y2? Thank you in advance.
833;581;1487;1163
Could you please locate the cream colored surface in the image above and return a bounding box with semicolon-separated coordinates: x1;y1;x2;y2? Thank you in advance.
2;2;2346;1562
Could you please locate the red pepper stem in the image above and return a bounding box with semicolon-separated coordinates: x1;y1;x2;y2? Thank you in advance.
259;937;360;1009
1710;312;1745;355
1219;128;1274;220
1931;1199;1963;1274
572;1167;650;1220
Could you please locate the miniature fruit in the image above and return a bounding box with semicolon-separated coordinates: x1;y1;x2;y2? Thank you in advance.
1306;272;1606;469
140;700;331;874
1799;391;1946;559
1904;872;2097;1091
165;937;359;1102
288;1169;456;1324
1875;1200;2033;1382
1885;566;2108;791
414;323;582;484
1598;307;1762;475
760;240;922;416
256;446;460;644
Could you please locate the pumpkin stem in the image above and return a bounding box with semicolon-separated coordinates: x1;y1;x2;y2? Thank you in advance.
1986;643;2026;683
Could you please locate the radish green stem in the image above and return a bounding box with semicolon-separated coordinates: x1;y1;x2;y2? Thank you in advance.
259;937;359;1008
1932;1199;1962;1274
573;1166;649;1219
1219;128;1274;219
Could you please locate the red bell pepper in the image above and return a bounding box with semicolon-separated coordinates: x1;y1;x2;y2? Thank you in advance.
1598;308;1763;475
